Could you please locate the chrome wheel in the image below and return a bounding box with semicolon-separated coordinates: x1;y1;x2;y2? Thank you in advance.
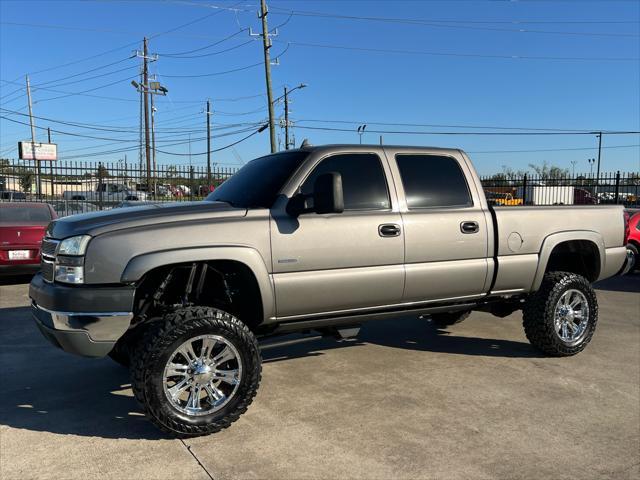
554;289;590;345
163;335;242;416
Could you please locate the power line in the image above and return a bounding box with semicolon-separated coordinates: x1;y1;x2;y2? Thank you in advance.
0;115;142;142
35;75;139;103
294;118;607;133
158;28;248;56
32;64;139;91
148;0;241;40
166;1;640;25
21;40;140;78
30;57;135;88
280;40;640;62
156;124;268;156
1;1;241;81
469;144;640;154
57;125;261;160
160;40;255;59
159;61;263;78
266;6;640;38
294;125;640;136
1;79;275;106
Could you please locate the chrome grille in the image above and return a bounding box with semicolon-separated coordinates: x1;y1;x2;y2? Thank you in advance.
41;238;59;259
41;238;58;283
41;259;54;282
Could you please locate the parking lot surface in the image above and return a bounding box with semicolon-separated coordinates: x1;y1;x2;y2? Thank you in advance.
1;275;638;480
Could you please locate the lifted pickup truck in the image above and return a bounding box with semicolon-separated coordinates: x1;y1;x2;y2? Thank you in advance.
30;145;634;437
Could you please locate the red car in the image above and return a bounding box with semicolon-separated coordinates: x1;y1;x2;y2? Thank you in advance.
0;202;57;276
627;212;640;271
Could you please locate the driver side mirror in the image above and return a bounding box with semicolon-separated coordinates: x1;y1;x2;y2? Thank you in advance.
286;172;344;217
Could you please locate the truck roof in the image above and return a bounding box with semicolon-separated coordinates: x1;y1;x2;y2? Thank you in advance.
290;144;463;156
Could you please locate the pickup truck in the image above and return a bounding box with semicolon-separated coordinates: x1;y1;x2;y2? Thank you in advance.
29;145;634;437
62;182;147;202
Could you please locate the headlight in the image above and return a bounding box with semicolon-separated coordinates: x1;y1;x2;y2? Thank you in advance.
55;235;90;284
55;265;85;284
57;235;91;256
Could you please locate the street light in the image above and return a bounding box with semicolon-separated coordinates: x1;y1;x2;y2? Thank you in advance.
570;160;577;177
131;79;168;197
357;124;367;144
588;158;596;175
277;83;308;150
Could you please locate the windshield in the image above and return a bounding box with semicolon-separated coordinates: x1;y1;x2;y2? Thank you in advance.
206;151;308;208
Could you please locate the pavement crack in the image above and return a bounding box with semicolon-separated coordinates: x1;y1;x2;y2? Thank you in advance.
179;439;214;480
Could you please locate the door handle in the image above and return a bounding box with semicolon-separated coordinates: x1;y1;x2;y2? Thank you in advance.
379;224;401;237
460;221;479;234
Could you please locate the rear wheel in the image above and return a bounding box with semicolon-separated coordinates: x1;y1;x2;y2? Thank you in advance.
430;311;470;327
523;271;598;356
131;306;261;437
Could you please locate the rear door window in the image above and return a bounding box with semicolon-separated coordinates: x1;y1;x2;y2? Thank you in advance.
395;154;472;208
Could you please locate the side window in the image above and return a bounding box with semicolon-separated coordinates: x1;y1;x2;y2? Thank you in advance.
395;154;472;208
300;153;390;211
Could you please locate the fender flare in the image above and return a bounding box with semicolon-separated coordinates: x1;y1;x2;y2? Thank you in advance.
531;230;605;291
121;246;275;321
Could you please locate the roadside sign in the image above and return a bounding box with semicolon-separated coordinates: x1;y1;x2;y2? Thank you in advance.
18;141;57;161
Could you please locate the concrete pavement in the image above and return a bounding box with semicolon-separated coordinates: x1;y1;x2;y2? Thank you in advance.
0;275;638;479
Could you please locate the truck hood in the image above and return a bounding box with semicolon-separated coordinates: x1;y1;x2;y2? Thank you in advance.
46;201;246;239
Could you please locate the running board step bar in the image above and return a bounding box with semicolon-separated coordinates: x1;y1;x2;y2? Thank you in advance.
272;302;476;335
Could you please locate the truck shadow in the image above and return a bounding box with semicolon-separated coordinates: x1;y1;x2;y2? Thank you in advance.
0;306;169;440
261;315;543;364
594;272;640;293
0;306;539;440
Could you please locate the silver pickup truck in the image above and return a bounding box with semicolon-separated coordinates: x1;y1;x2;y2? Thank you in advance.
29;145;634;437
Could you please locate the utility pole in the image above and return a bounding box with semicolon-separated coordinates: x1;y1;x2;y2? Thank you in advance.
142;38;152;195
48;127;54;197
138;72;144;176
594;132;603;198
283;86;289;150
259;0;277;153
596;132;602;179
150;91;157;196
206;100;212;189
25;75;41;196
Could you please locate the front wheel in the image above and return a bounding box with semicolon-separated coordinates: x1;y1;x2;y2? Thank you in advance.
523;271;598;356
131;307;261;437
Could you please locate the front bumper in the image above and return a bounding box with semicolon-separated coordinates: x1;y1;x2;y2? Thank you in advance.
29;273;135;357
619;249;635;276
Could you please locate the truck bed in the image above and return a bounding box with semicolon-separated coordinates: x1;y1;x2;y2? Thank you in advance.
489;205;627;295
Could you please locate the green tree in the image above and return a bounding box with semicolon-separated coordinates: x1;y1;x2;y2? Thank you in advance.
529;160;570;185
19;172;34;192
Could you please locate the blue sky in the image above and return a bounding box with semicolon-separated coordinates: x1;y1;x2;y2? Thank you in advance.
1;0;639;175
